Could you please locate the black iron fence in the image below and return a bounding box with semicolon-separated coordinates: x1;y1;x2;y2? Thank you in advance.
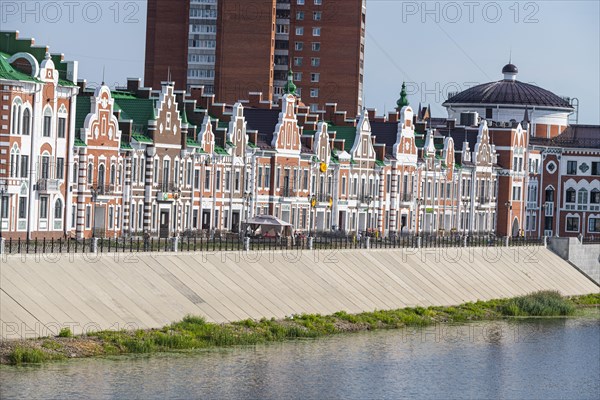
0;234;545;255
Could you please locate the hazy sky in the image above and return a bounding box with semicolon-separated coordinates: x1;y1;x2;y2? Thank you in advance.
2;0;598;123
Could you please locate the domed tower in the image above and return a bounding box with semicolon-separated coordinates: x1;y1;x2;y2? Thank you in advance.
443;63;574;139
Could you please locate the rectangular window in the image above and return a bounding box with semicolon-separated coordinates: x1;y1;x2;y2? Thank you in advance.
312;27;321;36
295;42;303;51
58;117;66;138
294;57;303;67
589;218;600;233
567;161;577;175
235;171;240;191
43;115;51;137
216;170;221;191
71;205;76;228
296;27;304;36
56;157;64;180
40;196;48;219
258;166;263;187
194;170;200;189
275;167;281;188
293;72;302;81
312;42;320;51
1;195;8;219
20;155;28;178
85;206;92;229
153;159;159;183
265;167;271;189
592;162;600;176
311;57;320;67
313;11;322;20
18;197;27;219
205;169;210;190
187;162;192;186
108;207;114;229
342;176;347;195
566;217;579;232
224;170;230;191
311;73;320;82
310;88;319;98
296;11;304;20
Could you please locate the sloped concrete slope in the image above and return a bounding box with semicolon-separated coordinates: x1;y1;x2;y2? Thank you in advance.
1;247;598;339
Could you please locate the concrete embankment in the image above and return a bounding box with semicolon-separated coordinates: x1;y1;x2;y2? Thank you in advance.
548;237;600;284
1;247;598;339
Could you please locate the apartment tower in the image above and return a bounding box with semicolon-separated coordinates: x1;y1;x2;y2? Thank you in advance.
145;0;365;115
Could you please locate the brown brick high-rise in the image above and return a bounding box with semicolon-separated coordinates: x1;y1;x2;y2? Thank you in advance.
144;0;365;115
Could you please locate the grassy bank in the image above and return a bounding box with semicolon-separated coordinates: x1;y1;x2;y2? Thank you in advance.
2;291;598;365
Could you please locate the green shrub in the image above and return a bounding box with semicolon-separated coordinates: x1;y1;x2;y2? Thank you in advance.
58;327;73;338
500;291;575;316
8;347;62;365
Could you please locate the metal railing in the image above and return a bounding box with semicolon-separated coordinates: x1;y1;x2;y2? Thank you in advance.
1;234;545;255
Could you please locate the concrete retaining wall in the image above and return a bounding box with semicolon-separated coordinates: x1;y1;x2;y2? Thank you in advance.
548;237;600;284
1;247;598;339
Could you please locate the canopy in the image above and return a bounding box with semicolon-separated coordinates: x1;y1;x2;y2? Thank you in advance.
242;215;293;237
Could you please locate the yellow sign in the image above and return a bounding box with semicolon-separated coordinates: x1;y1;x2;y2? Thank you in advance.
328;196;333;208
320;162;327;173
310;198;317;208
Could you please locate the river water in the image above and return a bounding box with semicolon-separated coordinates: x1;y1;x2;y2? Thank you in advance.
1;318;599;400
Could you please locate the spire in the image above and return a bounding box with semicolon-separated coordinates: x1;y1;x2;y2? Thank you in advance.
396;82;409;109
283;69;297;95
522;106;530;130
181;105;189;125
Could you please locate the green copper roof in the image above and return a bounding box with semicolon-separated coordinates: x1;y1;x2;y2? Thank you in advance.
248;142;258;149
0;53;39;82
75;97;91;130
283;70;297;95
131;133;153;144
74;138;87;147
120;142;133;150
375;159;386;167
114;97;155;129
329;125;357;152
186;138;201;148
180;107;189;125
397;82;409;109
214;146;228;155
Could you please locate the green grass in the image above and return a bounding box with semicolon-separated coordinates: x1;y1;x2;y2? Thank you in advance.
500;291;576;316
58;328;73;338
8;346;64;365
4;292;598;365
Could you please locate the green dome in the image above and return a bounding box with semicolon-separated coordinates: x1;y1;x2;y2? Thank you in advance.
397;82;409;109
283;70;297;95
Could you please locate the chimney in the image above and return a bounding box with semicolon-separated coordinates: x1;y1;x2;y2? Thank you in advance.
388;111;399;123
367;108;376;121
127;78;141;93
189;86;205;103
248;92;263;108
248;131;259;146
374;143;386;161
333;140;345;152
325;103;337;121
446;119;456;129
77;79;86;92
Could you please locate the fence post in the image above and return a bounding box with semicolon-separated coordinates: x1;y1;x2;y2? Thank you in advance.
365;236;371;249
244;237;250;251
417;236;422;249
463;235;468;248
308;237;314;250
0;237;5;255
543;236;548;248
171;237;179;252
505;236;509;247
92;237;99;254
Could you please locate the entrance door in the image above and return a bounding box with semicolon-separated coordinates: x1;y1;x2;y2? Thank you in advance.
512;217;520;237
401;215;407;233
202;210;211;230
338;211;346;231
159;210;170;238
231;211;240;233
93;206;106;237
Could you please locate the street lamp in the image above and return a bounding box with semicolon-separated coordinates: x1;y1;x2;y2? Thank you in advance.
365;195;373;234
416;197;424;236
0;183;6;240
308;194;317;237
505;201;513;237
90;186;99;238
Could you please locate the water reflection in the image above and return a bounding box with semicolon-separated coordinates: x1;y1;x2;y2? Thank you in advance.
1;318;598;400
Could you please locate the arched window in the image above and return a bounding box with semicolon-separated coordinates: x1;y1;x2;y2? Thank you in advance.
591;189;600;204
545;187;555;202
43;107;52;137
87;162;94;185
54;199;63;219
110;164;116;185
578;189;588;204
41;154;50;179
22;108;31;135
10;145;20;178
98;164;106;188
565;188;576;203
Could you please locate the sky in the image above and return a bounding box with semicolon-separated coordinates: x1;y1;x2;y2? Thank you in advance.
1;0;598;124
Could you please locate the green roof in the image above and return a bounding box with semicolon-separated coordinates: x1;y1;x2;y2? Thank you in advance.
248;142;258;149
329;125;357;152
120;142;133;150
0;53;40;82
186;138;201;148
375;159;386;167
74;138;87;147
74;97;91;130
113;97;155;129
303;130;316;136
214;146;228;155
131;133;153;144
226;140;234;147
415;139;425;148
